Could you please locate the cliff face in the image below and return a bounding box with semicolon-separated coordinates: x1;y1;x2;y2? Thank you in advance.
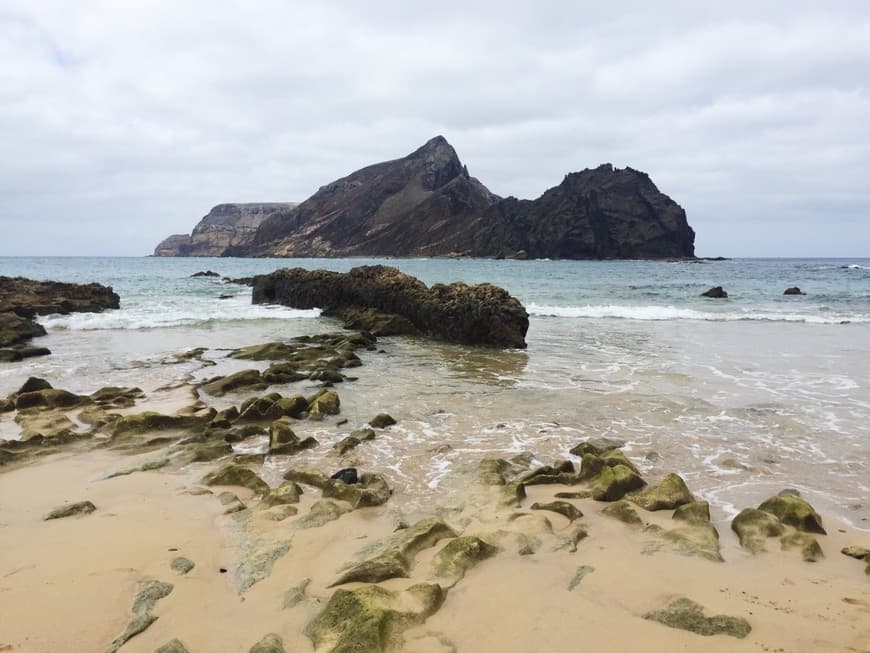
155;138;695;259
154;203;296;257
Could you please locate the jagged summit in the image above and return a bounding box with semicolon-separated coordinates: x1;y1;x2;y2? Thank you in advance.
154;137;695;259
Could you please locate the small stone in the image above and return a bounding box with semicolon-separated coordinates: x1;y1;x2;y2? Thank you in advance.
644;597;750;638
44;501;96;520
567;565;594;590
156;639;190;653
369;413;396;428
170;557;195;575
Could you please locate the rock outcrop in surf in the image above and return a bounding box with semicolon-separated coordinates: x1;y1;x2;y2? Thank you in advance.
154;136;695;260
252;265;529;348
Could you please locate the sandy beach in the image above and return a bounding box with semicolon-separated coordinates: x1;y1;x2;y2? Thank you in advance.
1;382;868;652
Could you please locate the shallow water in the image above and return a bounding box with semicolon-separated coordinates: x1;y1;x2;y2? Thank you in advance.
1;256;868;529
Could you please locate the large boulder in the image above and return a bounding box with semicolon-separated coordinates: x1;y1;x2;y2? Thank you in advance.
0;276;120;317
253;265;529;349
629;473;695;511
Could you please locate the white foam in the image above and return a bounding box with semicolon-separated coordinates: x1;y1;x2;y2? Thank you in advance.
39;296;322;331
526;303;870;324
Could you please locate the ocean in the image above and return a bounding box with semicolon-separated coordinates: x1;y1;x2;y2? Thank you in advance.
1;256;868;529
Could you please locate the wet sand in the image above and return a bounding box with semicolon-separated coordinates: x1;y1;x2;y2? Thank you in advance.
1;445;868;653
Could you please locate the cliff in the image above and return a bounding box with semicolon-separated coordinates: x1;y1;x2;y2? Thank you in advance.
155;137;695;259
154;203;296;257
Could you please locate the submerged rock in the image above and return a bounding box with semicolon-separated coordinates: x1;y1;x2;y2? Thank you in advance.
701;286;728;298
44;500;97;520
601;500;643;525
783;286;806;295
261;481;303;508
321;472;392;508
200;369;267;397
369;413;396;428
569;437;626;457
170;557;195;575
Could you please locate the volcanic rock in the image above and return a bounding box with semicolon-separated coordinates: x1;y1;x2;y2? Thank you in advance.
155;137;695;259
154;203;296;256
253;265;529;348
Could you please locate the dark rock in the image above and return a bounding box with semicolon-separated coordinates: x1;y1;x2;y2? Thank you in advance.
330;467;359;484
176;138;697;260
190;270;220;277
601;500;643;525
252;265;529;349
433;536;498;585
369;413;396;428
17;376;53;394
0;345;51;362
44;500;97;520
15;388;90;410
0;312;46;348
107;580;174;653
731;508;786;553
0;275;119;317
701;286;728;298
199;369;267;397
322;472;392;508
644;597;751;638
784;287;806;295
530;500;583;521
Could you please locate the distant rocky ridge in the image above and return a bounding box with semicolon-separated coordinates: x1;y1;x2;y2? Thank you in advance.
155;137;695;259
155;203;296;257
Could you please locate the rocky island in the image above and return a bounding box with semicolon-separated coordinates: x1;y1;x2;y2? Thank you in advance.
154;136;695;260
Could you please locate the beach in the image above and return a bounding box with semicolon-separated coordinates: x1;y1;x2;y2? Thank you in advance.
1;256;869;652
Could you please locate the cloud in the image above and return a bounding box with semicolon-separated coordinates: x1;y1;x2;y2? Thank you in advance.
1;1;869;256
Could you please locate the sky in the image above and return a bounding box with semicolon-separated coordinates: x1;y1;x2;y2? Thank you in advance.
2;1;869;258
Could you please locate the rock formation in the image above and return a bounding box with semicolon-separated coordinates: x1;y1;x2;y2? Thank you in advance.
155;136;696;259
252;265;529;348
154;203;296;257
0;276;120;361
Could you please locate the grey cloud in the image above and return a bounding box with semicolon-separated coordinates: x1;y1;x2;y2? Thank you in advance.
1;1;869;256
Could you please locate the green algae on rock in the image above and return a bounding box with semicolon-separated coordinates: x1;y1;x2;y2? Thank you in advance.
106;580;174;653
643;597;751;639
433;536;498;586
44;500;97;520
249;633;286;653
201;462;270;495
530;500;583;521
155;638;190;653
629;473;694;511
758;491;826;534
601;500;643;525
305;583;444;653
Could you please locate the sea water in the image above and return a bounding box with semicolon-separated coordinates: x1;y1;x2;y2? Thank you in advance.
1;256;868;528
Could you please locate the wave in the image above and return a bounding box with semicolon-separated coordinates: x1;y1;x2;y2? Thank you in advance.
844;264;870;270
40;297;322;331
526;303;870;324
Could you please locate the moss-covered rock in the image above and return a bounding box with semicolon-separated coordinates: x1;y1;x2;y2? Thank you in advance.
237;395;286;423
305;583;444;653
107;580;174;653
262;362;307;384
237;539;292;593
601;449;640;474
322;472;392;508
170;557;195;575
199;369;267;397
601;500;643;525
331;518;457;586
231;342;297;361
433;536;498;585
758;491;826;534
155;639;190;653
589;464;646;501
333;435;362;455
567;565;594;590
731;508;785;553
530;500;583;521
261;481;303;508
201;462;270;495
569;437;625;457
630;473;694;511
17;376;52;394
673;500;712;526
249;633;285;653
282;577;311;609
780;532;824;562
518;460;577;486
16;412;77;441
175;439;233;464
283;468;331;488
110;411;210;438
308;389;340;417
841;545;870;561
476;458;512;486
369;413;396;428
44;500;96;520
15;388;90;410
275;394;308;418
89;386;144;408
644;522;723;562
294;499;351;530
643;597;751;638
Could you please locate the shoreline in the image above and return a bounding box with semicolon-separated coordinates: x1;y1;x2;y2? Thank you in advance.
1;327;869;652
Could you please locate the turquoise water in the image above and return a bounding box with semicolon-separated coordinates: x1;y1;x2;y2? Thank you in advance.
1;256;868;528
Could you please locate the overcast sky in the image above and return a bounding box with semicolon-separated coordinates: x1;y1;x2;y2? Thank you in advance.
2;1;869;257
